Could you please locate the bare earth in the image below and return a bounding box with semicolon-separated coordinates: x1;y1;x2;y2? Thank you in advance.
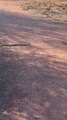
0;0;67;120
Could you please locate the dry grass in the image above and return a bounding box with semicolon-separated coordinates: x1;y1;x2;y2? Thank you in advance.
21;0;67;22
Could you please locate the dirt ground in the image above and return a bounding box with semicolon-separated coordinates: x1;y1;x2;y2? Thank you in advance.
0;0;67;120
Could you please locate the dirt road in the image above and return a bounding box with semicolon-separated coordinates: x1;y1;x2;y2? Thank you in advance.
0;5;67;120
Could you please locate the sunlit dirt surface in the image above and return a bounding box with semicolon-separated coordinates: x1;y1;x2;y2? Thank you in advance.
0;0;31;14
0;2;67;120
0;0;22;13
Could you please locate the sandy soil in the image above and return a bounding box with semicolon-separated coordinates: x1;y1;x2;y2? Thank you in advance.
0;0;23;13
0;0;67;120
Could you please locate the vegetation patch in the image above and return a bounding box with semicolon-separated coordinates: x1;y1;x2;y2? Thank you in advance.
21;0;67;22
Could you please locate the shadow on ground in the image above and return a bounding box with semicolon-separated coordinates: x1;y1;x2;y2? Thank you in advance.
0;11;67;120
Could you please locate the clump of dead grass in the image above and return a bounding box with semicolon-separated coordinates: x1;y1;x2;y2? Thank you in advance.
21;0;67;22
